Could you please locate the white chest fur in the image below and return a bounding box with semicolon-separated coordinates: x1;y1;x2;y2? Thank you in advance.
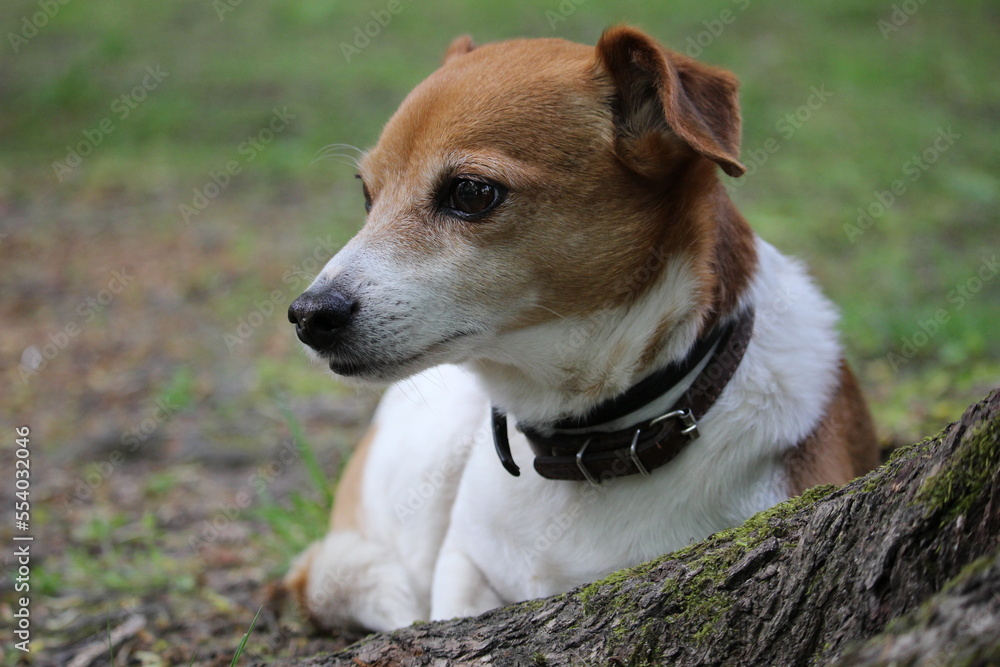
356;239;842;616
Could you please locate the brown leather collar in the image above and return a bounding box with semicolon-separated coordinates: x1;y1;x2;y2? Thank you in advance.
492;308;755;483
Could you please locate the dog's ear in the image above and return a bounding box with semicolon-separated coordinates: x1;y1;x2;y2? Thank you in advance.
443;35;476;65
595;26;745;178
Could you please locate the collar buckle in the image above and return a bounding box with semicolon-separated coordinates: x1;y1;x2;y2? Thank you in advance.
629;429;651;477
650;408;700;441
507;308;754;481
575;439;600;487
628;409;698;479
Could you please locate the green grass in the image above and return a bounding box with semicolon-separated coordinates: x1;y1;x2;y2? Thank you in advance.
279;401;334;509
98;604;261;667
3;0;997;444
230;605;262;666
158;366;197;413
107;615;114;666
254;402;334;563
1;1;998;663
62;510;197;594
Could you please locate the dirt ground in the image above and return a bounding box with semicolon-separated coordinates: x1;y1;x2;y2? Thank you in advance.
1;190;378;665
1;182;995;666
2;3;998;660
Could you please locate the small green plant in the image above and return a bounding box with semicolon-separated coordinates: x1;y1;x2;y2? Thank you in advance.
280;401;333;507
160;365;197;412
59;509;194;594
230;605;263;666
253;401;336;562
107;614;114;666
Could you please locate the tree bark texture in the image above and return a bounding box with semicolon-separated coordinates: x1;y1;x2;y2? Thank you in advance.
276;389;1000;666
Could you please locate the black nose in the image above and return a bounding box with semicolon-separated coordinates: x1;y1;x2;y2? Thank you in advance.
288;290;356;351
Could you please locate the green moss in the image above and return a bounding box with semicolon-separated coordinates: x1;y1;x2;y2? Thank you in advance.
859;467;888;494
915;416;1000;521
802;561;826;599
860;478;879;494
623;620;665;667
809;642;835;666
940;554;996;594
576;483;838;657
515;598;549;613
889;436;936;463
703;483;835;550
852;434;941;495
577;558;661;612
850;550;999;661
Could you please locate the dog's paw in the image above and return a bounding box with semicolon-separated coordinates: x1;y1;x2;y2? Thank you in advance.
284;531;425;633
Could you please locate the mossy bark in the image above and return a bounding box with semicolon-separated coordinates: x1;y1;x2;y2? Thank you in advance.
275;389;1000;667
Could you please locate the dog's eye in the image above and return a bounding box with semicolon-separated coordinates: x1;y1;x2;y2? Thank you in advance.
362;184;373;214
356;175;372;213
444;179;505;218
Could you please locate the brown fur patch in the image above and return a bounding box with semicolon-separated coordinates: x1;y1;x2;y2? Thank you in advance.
281;542;319;625
442;35;475;64
357;32;757;351
595;25;746;177
330;425;377;533
638;313;681;371
784;362;880;494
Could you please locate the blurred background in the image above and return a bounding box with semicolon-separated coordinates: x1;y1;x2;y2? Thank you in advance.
1;0;998;664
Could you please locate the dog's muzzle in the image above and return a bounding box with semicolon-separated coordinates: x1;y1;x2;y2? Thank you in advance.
288;289;356;352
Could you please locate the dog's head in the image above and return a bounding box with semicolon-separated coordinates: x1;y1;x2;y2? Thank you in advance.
289;26;752;384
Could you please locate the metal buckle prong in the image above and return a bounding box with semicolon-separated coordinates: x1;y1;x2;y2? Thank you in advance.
649;408;701;441
575;439;600;487
629;429;651;477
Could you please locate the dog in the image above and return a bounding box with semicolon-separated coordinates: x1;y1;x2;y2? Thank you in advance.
283;26;878;632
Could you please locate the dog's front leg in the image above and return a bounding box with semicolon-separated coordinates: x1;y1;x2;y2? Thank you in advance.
430;543;504;621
